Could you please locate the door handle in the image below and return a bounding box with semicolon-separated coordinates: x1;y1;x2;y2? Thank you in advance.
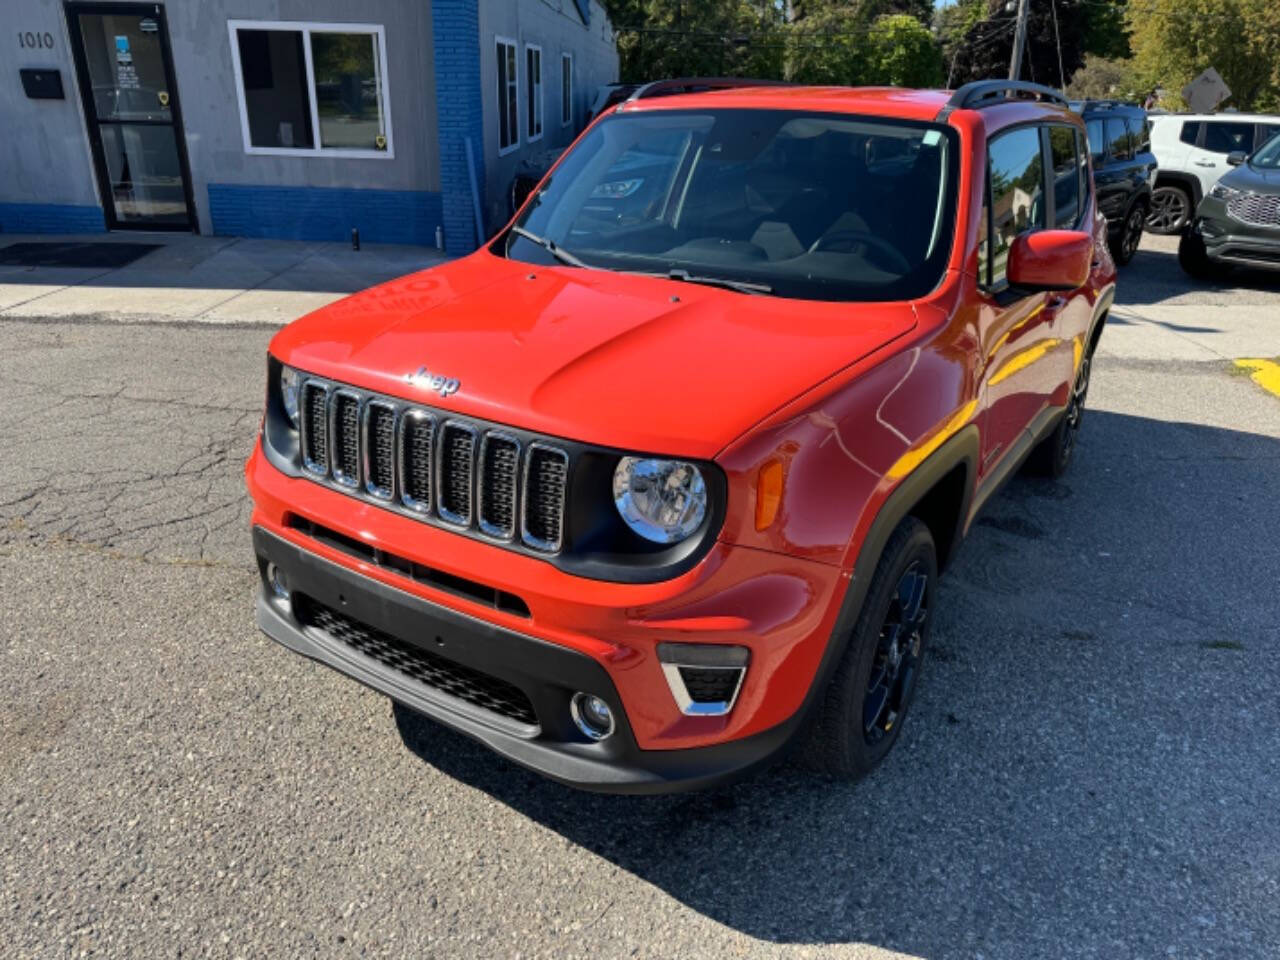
1193;160;1217;167
1046;295;1068;310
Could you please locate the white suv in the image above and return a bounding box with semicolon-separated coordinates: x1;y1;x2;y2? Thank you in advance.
1146;113;1280;233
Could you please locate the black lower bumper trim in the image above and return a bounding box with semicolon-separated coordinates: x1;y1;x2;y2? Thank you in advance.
252;526;801;794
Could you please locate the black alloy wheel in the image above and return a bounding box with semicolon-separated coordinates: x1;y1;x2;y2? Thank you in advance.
863;562;928;744
803;516;937;779
1146;186;1191;235
1113;206;1145;265
1060;352;1091;463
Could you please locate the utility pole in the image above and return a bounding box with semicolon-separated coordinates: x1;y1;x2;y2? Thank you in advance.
1009;0;1029;81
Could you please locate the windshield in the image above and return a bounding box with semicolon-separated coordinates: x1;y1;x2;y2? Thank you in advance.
1251;132;1280;169
502;109;959;302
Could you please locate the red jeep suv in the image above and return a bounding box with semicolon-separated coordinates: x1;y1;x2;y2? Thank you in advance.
247;80;1116;793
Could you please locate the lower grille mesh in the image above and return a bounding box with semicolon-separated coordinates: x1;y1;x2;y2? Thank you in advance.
296;596;538;726
679;667;742;704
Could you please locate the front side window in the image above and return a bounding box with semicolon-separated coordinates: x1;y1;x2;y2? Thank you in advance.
496;38;518;154
1250;133;1280;170
230;22;390;156
1049;126;1080;228
526;45;543;141
986;126;1045;288
1203;121;1253;154
503;109;959;302
561;53;573;127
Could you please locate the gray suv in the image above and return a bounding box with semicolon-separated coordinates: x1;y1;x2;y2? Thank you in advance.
1179;132;1280;278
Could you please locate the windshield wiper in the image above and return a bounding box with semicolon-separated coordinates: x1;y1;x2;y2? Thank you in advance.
510;225;589;269
664;269;773;296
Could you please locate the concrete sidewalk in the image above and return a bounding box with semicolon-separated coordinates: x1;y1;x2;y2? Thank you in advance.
0;232;451;326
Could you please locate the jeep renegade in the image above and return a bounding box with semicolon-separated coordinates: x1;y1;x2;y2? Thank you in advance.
247;79;1117;793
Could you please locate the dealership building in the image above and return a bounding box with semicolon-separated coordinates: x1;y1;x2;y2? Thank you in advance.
1;0;617;253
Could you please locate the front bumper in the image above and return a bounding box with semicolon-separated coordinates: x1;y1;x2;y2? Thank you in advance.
1194;199;1280;270
253;526;805;793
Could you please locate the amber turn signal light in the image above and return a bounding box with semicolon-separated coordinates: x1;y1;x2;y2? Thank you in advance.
755;459;784;531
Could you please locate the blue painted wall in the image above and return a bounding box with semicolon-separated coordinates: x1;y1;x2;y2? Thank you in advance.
0;203;106;234
431;0;486;255
208;185;443;245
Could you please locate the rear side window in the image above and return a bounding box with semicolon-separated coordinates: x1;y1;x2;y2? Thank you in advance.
1203;122;1253;154
1049;126;1080;228
1085;119;1104;163
1105;118;1132;160
1127;117;1150;153
1179;122;1201;146
984;126;1046;289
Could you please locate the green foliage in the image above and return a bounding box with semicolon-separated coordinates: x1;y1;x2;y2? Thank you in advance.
867;15;945;87
1066;54;1145;100
604;1;944;88
1081;0;1130;60
1127;0;1280;111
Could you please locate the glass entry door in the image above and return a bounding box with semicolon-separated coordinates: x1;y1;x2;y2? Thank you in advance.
67;3;194;229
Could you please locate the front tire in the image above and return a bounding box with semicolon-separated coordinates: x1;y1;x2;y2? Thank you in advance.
803;517;936;779
1178;229;1229;281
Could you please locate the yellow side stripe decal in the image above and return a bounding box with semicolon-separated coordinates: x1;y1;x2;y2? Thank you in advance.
988;338;1063;387
1234;358;1280;399
886;399;979;481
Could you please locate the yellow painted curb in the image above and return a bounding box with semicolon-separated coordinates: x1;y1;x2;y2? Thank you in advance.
1234;358;1280;399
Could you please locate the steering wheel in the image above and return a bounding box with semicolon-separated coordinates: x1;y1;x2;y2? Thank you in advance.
810;229;911;274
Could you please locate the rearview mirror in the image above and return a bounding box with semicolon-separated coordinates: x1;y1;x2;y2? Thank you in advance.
1007;230;1093;292
1227;150;1247;166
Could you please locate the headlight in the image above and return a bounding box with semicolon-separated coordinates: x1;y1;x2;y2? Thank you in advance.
1210;183;1241;202
280;365;301;427
612;457;707;544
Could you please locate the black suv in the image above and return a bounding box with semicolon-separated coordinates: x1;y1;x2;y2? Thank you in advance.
1071;100;1157;265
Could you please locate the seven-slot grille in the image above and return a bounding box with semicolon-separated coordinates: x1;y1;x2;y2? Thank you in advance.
296;377;570;554
1227;191;1280;227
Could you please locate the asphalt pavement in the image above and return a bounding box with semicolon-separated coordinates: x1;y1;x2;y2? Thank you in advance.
1;233;1278;958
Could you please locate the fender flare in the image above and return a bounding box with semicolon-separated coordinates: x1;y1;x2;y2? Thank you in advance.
1153;170;1203;207
784;425;980;739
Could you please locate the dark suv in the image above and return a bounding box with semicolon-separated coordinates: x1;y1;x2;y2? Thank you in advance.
1072;100;1157;265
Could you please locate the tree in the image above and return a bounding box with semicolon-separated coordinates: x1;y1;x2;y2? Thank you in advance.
946;0;1089;89
1127;0;1280;111
784;5;873;83
606;1;786;82
1066;53;1144;100
868;15;945;87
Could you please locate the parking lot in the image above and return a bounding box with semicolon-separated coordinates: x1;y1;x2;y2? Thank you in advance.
1;231;1278;958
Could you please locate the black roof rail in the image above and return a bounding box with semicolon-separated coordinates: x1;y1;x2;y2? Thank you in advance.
626;77;795;103
938;79;1068;119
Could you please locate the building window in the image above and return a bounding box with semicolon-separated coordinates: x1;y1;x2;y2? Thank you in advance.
496;37;518;155
228;20;392;158
561;53;572;127
526;44;543;142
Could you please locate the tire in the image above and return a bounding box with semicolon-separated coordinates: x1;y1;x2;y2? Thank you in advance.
1178;229;1229;281
1146;185;1192;235
803;516;936;779
1027;346;1092;477
1109;203;1145;266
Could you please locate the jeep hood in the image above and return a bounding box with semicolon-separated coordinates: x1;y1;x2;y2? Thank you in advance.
270;253;919;460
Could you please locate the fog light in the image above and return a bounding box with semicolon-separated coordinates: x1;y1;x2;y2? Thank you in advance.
266;562;290;603
570;692;615;741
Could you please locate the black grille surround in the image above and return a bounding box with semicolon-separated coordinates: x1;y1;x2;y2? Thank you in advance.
291;374;572;557
264;362;728;584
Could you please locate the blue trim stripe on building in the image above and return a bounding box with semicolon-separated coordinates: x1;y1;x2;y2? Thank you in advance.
208;185;443;246
432;0;486;255
0;203;106;234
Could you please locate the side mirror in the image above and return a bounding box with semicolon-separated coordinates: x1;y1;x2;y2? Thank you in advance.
1227;150;1247;166
1007;230;1093;292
